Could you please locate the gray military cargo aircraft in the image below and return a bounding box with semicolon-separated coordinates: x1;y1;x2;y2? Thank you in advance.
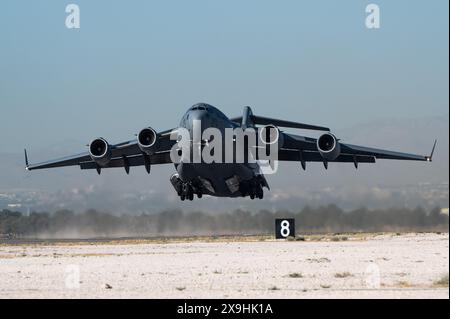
25;103;436;201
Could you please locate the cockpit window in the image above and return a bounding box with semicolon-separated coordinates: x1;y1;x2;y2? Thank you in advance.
191;103;208;111
191;106;206;111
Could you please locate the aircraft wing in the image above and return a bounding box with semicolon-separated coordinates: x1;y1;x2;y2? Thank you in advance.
25;129;177;174
277;132;436;166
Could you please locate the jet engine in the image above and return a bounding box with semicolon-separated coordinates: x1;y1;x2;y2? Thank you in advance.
317;133;341;161
89;137;112;166
137;127;159;155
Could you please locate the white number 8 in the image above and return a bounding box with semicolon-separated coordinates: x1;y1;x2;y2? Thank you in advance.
280;220;290;237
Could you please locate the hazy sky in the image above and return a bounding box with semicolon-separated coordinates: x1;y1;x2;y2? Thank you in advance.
0;0;448;153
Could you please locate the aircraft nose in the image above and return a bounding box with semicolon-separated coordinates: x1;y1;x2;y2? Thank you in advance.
190;109;208;121
189;110;211;129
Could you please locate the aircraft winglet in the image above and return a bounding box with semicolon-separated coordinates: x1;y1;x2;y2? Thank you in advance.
426;140;437;162
24;149;29;170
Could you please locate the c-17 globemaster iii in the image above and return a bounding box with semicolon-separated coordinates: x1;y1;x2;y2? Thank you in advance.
25;103;436;201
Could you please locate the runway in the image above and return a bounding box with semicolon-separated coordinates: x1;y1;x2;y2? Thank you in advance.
0;233;448;298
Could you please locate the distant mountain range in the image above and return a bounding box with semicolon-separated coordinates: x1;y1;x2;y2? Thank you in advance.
1;115;448;213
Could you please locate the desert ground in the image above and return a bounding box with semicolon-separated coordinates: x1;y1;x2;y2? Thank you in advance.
0;233;448;299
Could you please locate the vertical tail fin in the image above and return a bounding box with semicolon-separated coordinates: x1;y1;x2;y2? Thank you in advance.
241;106;254;129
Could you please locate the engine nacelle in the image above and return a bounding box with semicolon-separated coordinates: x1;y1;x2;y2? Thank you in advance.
137;127;159;155
317;133;341;161
89;137;112;166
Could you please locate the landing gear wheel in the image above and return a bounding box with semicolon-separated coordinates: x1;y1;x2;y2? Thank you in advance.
179;182;195;201
256;187;264;199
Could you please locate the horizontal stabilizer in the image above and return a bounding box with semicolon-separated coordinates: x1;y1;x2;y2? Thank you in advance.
231;115;330;132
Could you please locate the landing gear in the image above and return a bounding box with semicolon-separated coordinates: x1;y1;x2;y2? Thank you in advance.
239;178;265;200
181;183;195;201
170;174;202;201
177;184;201;201
256;186;264;199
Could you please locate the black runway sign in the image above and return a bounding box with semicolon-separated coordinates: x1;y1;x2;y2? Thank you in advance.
275;219;295;239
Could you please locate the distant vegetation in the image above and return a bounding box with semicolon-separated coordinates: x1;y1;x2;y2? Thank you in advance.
0;205;448;238
434;274;449;287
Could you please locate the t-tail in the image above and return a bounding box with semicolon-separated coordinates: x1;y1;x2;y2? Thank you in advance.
232;106;330;131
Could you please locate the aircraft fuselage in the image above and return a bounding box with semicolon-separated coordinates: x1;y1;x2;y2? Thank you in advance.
171;103;266;199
